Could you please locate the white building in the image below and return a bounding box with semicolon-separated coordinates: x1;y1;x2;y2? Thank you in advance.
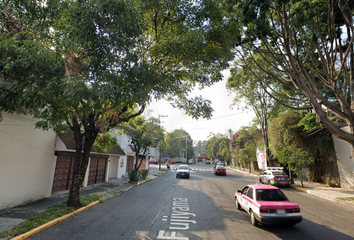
0;113;153;210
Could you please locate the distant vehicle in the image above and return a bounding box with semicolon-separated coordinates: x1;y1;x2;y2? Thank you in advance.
235;184;302;226
149;159;158;164
259;167;290;187
205;161;211;164
176;165;190;179
214;165;226;176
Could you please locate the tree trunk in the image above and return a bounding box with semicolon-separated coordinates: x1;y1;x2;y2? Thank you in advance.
67;120;98;209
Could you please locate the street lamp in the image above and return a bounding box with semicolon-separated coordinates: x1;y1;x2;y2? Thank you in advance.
158;114;168;170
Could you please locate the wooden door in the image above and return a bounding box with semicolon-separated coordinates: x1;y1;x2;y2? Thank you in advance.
52;156;74;192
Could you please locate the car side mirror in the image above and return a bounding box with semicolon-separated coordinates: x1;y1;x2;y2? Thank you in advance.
237;190;242;193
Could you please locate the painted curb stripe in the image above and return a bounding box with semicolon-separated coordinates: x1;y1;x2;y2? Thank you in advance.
11;201;100;240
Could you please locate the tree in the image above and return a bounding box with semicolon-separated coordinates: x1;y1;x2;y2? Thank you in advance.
227;55;281;166
139;0;239;118
230;125;262;172
217;138;231;163
0;0;237;209
194;140;207;157
0;5;64;112
205;133;231;163
233;0;354;160
268;112;316;186
206;134;222;159
124;116;155;182
1;0;147;209
163;129;193;161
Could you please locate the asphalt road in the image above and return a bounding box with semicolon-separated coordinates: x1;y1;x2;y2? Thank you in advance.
29;165;354;240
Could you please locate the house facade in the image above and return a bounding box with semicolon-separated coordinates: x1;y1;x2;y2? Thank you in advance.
0;113;57;210
0;113;153;210
332;127;354;189
192;153;208;163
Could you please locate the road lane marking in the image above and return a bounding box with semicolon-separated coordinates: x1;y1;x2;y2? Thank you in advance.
158;198;196;240
157;230;188;240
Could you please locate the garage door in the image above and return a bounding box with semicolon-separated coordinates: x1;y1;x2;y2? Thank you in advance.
52;156;74;193
126;156;134;173
88;157;107;185
138;158;146;170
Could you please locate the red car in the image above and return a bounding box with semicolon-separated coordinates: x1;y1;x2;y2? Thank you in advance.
235;184;302;226
149;159;158;164
214;165;226;176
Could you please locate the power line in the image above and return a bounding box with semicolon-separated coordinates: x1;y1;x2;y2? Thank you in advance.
180;111;252;125
171;121;253;132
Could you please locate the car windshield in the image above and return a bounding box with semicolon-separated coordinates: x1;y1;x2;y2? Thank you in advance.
216;166;225;169
179;166;189;170
256;189;288;201
272;171;287;175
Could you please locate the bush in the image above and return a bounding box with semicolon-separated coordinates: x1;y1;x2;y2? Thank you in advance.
140;169;149;180
128;170;140;182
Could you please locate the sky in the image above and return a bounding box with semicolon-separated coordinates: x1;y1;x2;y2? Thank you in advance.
146;70;256;144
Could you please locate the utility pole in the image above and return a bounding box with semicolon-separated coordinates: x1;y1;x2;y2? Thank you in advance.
158;114;168;170
185;135;188;163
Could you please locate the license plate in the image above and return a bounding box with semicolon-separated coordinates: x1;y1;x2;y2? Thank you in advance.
277;209;286;215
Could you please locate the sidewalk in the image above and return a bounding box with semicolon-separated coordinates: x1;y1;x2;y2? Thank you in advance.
0;165;166;238
230;167;354;208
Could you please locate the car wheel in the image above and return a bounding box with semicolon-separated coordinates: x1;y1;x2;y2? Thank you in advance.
235;198;241;210
267;180;271;185
250;211;258;226
259;177;262;183
176;175;178;178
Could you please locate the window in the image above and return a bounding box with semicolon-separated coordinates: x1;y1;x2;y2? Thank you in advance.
256;189;288;201
241;186;249;195
247;187;254;199
179;166;189;170
272;171;287;175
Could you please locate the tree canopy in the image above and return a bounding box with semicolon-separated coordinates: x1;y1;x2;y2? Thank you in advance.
0;0;238;208
232;0;354;159
124;116;156;181
162;129;193;160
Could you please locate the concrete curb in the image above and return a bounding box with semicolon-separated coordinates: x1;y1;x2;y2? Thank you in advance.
290;185;308;193
6;172;164;240
11;201;100;240
137;179;151;185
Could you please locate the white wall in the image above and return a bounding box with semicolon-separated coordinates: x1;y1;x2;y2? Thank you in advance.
0;113;56;210
111;128;155;172
118;156;127;178
108;156;119;179
332;127;354;189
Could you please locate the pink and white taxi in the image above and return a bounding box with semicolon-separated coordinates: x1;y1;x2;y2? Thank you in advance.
235;184;302;226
